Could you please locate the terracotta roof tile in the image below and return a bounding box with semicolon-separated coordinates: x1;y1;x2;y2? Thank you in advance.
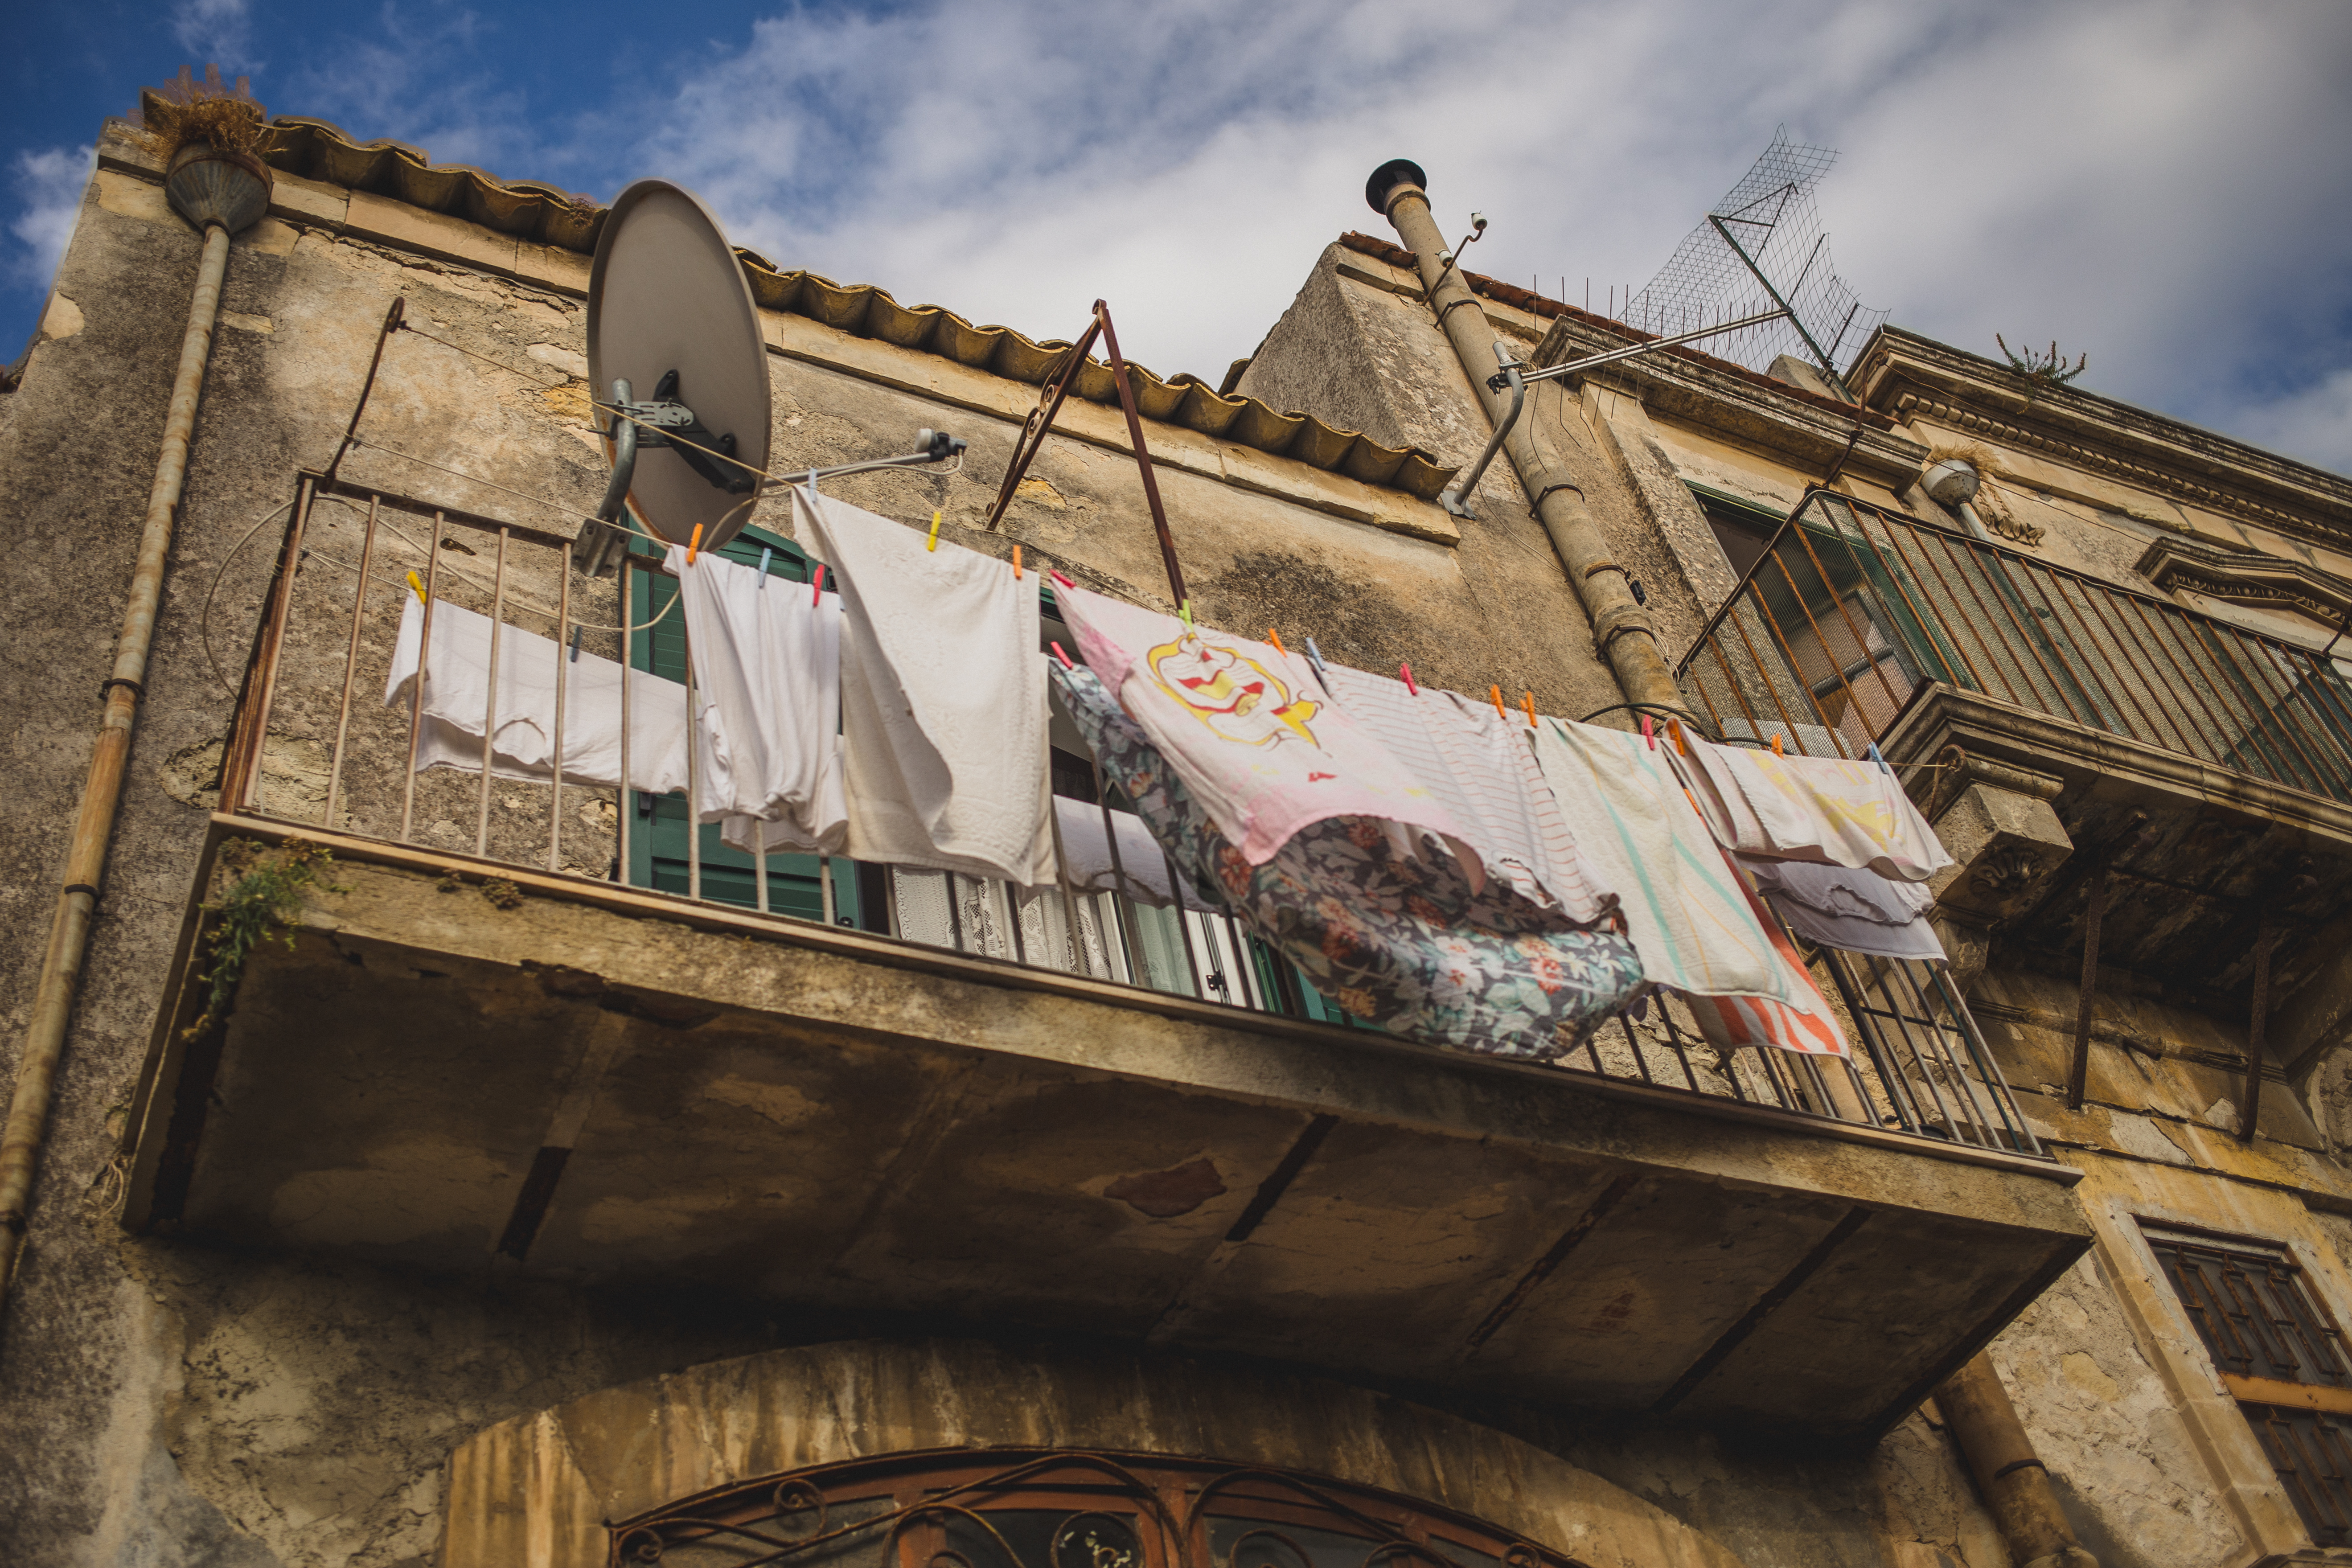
228;104;1458;500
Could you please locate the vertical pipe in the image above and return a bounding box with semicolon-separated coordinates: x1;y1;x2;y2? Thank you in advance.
0;220;233;1309
323;493;378;829
476;526;507;857
547;542;570;872
398;517;443;841
684;598;701;903
819;855;837;926
1370;167;1686;715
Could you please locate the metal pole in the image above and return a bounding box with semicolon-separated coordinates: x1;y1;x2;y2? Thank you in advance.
1706;215;1853;400
324;493;379;829
0;220;233;1311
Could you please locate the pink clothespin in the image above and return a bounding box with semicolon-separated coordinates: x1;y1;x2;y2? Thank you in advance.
1051;570;1075;590
1051;640;1075;670
1400;661;1418;696
1641;715;1656;750
811;562;826;605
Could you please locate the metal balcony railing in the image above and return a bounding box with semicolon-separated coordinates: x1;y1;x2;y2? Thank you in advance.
1678;489;2352;803
213;472;2050;1162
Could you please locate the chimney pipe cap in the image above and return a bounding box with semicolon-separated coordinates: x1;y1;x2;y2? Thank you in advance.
1365;159;1428;214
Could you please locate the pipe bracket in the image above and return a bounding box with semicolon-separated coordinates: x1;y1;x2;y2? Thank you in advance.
1592;599;1661;651
97;677;143;701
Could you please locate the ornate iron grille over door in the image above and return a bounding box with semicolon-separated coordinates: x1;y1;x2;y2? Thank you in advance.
611;1450;1588;1568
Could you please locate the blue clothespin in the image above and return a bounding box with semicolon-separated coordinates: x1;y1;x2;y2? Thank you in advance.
758;545;772;587
1867;741;1893;776
1304;636;1337;701
568;625;583;663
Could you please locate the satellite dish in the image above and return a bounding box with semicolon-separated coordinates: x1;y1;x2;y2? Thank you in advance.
586;179;771;556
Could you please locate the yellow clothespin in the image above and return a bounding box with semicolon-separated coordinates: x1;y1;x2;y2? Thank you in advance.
1179;600;1195;629
1522;691;1536;728
927;509;943;551
1012;544;1022;580
1489;684;1506;720
687;522;704;566
406;570;427;603
1267;627;1286;654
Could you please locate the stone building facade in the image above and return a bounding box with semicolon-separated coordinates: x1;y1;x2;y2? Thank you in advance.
3;103;2352;1568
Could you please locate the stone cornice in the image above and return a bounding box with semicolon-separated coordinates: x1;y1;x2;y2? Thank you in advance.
1852;328;2352;548
2136;536;2352;628
1531;314;1929;490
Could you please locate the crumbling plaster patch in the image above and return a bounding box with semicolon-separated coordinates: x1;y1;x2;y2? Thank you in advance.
1989;1252;2247;1568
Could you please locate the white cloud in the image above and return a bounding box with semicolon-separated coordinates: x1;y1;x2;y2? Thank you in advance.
2232;368;2352;477
214;0;2352;474
171;0;258;70
8;146;94;293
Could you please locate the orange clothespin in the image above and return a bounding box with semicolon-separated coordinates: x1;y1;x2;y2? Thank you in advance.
1770;733;1784;755
1641;715;1656;750
811;562;826;605
1051;640;1075;670
1669;718;1688;755
1400;661;1418;696
1490;684;1506;720
1522;691;1536;728
1012;544;1022;580
1267;627;1286;654
686;522;704;565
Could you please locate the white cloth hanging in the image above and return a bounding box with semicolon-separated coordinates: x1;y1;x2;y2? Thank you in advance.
793;488;1055;886
1053;584;1471;867
1673;737;1954;882
383;595;691;794
1740;856;1946;962
1322;667;1611;924
666;544;849;854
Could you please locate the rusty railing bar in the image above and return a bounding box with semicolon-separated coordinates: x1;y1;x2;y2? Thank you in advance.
2125;595;2233;769
1865;954;1965;1138
1968;538;2091;726
2279;644;2352;800
2171;611;2297;788
546;540;570;873
1786;510;1908;726
1730;584;1842;755
2218;624;2340;798
323;492;378;831
1865;506;1995;698
244;477;317;815
1920;523;2039;711
1705;636;1769;744
1892;958;2005;1147
2014;556;2129;734
1764;544;1876;748
476;525;508;858
1938;965;2043;1158
1837;505;1965;690
2071;568;2194;755
1819;947;1928;1135
1741;565;1859;757
397;513;443;841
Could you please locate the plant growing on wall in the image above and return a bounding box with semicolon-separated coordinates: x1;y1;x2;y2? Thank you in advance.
1995;334;2088;393
133;64;269;161
182;838;341;1041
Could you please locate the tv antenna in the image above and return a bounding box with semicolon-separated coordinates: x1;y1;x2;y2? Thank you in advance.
1620;127;1884;400
581;179;963;572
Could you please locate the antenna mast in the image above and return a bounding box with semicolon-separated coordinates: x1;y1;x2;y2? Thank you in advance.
1622;127;1884;399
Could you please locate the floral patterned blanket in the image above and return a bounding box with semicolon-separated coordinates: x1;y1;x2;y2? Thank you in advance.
1054;665;1644;1059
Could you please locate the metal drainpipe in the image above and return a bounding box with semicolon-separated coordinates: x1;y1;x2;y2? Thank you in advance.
1936;1351;2100;1568
1367;160;1687;717
0;141;267;1315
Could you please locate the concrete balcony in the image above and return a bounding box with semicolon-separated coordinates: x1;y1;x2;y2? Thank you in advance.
122;815;2089;1442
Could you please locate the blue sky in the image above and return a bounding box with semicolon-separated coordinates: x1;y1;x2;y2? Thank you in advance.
8;0;2352;474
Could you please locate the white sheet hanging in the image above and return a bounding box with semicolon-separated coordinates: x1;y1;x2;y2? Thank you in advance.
667;544;849;854
384;596;691;794
793;488;1055;886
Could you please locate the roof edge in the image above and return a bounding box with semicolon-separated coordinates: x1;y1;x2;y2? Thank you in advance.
185;101;1455;502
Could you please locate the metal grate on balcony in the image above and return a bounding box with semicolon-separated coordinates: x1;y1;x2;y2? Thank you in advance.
211;472;2052;1164
1676;489;2352;805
